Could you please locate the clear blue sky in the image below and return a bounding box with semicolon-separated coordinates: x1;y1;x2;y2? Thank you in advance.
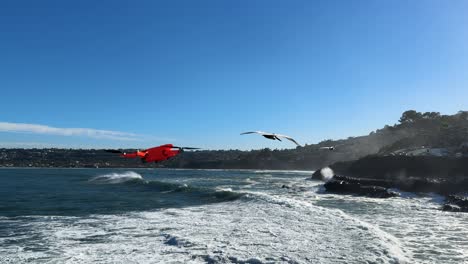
1;0;467;150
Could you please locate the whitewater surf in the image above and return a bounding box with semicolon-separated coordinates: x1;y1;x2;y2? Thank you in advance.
0;168;466;263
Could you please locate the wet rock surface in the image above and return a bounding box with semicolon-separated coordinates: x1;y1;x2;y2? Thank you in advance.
313;156;468;211
311;170;323;180
326;156;468;195
323;176;398;198
442;195;468;212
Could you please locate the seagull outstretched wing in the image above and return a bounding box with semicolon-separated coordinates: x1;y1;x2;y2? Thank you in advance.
275;134;301;147
241;131;301;146
240;131;269;135
320;143;345;150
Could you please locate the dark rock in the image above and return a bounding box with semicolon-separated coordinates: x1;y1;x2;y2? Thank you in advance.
329;156;468;195
311;170;325;180
324;179;398;198
332;175;393;188
442;204;461;212
446;195;468;207
442;195;468;212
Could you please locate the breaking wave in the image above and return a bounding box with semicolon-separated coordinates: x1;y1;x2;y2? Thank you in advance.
89;171;144;184
88;171;244;205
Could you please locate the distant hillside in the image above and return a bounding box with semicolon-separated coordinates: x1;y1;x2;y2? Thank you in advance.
1;110;467;169
377;110;468;154
160;110;468;169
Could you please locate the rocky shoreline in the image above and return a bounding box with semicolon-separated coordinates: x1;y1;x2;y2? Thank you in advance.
313;155;468;212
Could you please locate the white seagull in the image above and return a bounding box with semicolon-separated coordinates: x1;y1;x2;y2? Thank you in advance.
319;144;344;151
319;146;336;151
241;131;301;147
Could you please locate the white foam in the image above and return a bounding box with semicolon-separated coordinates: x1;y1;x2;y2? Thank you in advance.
320;167;335;181
88;171;143;184
216;187;233;192
310;189;468;264
0;193;411;264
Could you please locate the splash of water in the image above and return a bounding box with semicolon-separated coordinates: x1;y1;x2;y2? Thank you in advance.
320;167;335;181
89;171;144;184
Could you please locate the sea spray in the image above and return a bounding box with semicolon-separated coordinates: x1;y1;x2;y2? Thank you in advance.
89;171;144;184
320;167;335;181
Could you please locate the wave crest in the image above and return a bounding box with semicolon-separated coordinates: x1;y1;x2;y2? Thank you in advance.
89;171;144;184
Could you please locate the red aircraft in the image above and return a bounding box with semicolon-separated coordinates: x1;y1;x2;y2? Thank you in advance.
105;144;199;163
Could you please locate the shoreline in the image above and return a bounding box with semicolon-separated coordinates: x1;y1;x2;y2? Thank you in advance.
0;166;315;173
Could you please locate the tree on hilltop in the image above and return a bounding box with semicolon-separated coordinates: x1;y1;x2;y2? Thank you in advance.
399;110;422;123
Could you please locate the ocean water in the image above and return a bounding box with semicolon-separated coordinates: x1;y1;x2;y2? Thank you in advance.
0;169;467;264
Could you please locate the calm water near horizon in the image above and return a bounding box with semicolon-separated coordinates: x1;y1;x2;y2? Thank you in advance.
0;168;467;263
